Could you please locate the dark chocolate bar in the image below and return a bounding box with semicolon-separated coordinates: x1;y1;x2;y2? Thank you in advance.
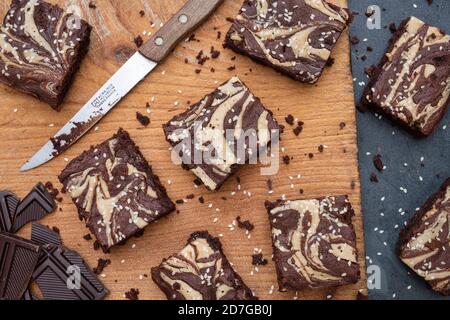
0;232;41;300
11;183;56;233
31;223;108;300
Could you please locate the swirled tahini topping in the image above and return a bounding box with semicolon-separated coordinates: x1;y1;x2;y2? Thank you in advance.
151;231;257;300
364;16;450;136
0;0;91;109
58;129;175;250
267;196;360;291
163;76;280;190
224;0;351;83
399;179;450;295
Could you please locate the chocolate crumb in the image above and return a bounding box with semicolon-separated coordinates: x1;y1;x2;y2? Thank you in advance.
318;145;324;153
88;1;96;9
339;122;346;130
308;153;314;159
136;112;150;126
139;10;145;17
236;216;254;231
370;173;379;183
293;121;304;136
210;46;220;59
198;196;205;204
83;234;92;241
350;36;360;45
196;50;209;65
252;253;268;266
93;258;111;275
227;65;236;71
373;154;384;172
134;35;143;48
125;288;140;300
285;114;295;126
186;194;195;200
282;155;290;165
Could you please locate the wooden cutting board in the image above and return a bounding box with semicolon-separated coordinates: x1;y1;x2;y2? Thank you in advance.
0;0;366;300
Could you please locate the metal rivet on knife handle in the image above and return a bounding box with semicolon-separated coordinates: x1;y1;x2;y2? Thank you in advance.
139;0;224;63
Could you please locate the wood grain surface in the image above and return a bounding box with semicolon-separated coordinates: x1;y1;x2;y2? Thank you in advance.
0;0;366;300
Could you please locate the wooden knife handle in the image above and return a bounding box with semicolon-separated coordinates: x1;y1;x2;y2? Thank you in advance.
139;0;223;62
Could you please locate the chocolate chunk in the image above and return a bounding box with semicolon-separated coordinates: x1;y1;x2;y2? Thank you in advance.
0;0;92;110
125;288;140;300
11;183;56;233
59;129;175;251
136;112;150;126
163;77;280;191
0;232;41;300
31;222;62;246
224;0;352;84
151;231;257;300
397;178;450;296
0;191;19;232
265;196;360;291
252;253;268;266
362;17;450;136
236;216;254;231
32;224;108;300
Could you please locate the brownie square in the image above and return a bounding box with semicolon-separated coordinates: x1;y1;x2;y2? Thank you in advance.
265;196;360;291
397;178;450;296
362;16;450;136
59;129;175;251
0;0;91;110
163;76;280;191
224;0;352;84
151;231;257;300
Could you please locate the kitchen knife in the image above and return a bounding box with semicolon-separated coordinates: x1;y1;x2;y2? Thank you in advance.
20;0;223;172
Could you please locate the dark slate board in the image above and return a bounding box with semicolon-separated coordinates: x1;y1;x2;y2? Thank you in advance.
348;0;450;300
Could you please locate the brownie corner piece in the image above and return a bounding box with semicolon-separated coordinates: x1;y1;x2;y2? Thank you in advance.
224;0;352;84
266;195;360;291
0;0;92;110
397;178;450;296
163;76;280;191
58;128;175;251
151;231;257;300
362;16;450;136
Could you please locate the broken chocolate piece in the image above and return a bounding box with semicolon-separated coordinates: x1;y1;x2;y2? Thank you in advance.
0;232;41;300
11;183;56;233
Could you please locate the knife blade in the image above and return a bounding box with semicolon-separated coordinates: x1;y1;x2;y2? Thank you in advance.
21;0;223;172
